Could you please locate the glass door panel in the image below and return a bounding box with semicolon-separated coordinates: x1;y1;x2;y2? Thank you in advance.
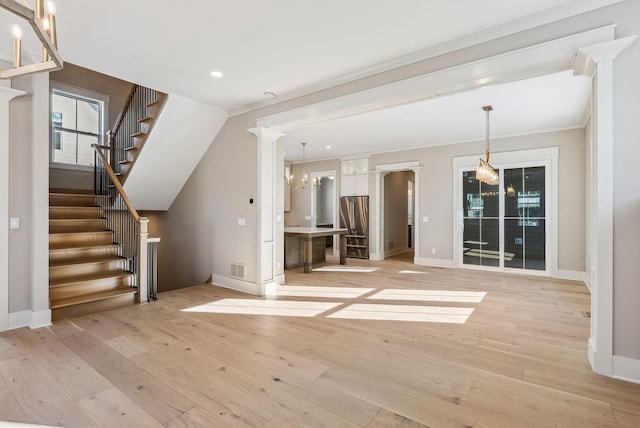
503;166;546;271
462;171;500;268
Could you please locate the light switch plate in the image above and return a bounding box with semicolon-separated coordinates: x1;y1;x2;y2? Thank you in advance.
237;217;246;226
10;218;20;229
422;216;429;223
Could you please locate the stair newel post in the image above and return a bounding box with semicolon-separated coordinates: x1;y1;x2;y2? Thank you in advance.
137;217;149;303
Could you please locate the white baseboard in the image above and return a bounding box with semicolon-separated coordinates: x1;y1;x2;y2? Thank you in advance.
211;274;260;296
9;309;51;330
369;252;383;261
414;257;455;268
274;273;285;286
588;338;596;371
555;269;587;283
613;355;640;385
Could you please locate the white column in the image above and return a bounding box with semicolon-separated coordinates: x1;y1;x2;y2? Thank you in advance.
30;73;51;328
0;85;26;332
574;36;637;376
248;127;285;296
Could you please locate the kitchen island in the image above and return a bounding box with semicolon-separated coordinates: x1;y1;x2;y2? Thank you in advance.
284;227;348;273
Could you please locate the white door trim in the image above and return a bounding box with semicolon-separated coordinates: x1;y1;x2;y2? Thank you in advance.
372;161;422;262
452;149;558;276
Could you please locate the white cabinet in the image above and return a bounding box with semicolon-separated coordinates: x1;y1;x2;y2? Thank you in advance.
341;158;369;196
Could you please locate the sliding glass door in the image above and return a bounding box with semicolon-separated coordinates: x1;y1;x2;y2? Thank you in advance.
461;164;548;273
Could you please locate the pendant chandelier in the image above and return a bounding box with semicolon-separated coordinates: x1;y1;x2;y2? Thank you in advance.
285;142;320;190
0;0;63;79
476;105;499;186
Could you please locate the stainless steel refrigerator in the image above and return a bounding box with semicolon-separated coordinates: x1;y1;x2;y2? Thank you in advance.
339;196;369;259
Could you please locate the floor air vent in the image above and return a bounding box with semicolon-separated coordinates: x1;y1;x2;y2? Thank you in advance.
230;262;246;279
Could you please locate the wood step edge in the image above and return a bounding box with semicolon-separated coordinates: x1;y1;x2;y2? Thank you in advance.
124;146;139;152
50;271;133;288
147;100;161;108
138;116;153;123
130;132;145;138
49;231;112;237
119;160;132;165
49;256;126;269
49;188;94;195
49;193;96;198
49;244;120;253
51;286;137;309
49;218;106;223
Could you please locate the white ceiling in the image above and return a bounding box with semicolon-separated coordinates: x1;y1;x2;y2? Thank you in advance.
0;1;603;162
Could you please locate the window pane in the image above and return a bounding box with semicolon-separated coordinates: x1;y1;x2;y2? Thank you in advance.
504;219;524;269
77;134;97;166
462;171;480;217
76;99;100;134
523;166;545;217
51;93;77;130
525;219;546;271
52;131;77;164
504;168;523;218
463;218;481;266
481;181;499;218
478;218;500;267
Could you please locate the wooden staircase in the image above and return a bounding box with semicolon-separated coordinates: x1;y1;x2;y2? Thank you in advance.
49;190;137;320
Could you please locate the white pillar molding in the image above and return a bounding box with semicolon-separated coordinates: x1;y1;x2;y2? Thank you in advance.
0;85;26;332
248;127;286;296
574;36;637;376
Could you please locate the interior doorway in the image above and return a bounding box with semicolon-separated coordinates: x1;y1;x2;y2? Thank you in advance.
310;169;338;256
383;170;416;259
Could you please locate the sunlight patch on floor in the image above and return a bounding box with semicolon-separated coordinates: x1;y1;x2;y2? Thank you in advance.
398;270;428;274
327;304;474;323
181;299;341;317
312;266;380;273
274;285;375;299
367;289;487;303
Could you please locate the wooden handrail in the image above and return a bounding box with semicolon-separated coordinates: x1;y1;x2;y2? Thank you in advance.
92;144;142;222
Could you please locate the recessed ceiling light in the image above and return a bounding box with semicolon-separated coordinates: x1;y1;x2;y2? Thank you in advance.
263;91;277;99
326;145;331;149
210;70;223;78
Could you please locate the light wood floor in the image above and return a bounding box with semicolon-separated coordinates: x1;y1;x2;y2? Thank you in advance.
2;254;640;427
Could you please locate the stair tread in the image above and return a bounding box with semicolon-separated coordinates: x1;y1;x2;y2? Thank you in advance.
51;285;136;309
50;256;125;269
49;218;106;223
147;100;161;107
119;160;132;165
138;116;153;122
124;146;139;151
50;270;133;288
130;132;145;138
50;231;112;237
49;243;119;252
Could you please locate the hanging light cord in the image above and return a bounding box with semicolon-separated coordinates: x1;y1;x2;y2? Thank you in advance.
483;105;492;162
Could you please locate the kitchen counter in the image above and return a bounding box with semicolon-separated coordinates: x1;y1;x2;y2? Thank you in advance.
284;227;347;273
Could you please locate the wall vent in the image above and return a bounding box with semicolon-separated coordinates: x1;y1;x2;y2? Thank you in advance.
230;262;246;279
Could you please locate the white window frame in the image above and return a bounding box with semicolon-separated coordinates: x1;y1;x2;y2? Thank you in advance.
49;81;109;171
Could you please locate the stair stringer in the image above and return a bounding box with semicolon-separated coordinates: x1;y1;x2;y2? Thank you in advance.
123;94;227;210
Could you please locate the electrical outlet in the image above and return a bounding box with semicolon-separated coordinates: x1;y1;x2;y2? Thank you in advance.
9;218;20;229
423;216;429;223
237;217;246;226
305;215;311;220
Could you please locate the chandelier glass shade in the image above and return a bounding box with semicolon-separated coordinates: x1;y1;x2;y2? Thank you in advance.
0;0;63;79
476;105;499;186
